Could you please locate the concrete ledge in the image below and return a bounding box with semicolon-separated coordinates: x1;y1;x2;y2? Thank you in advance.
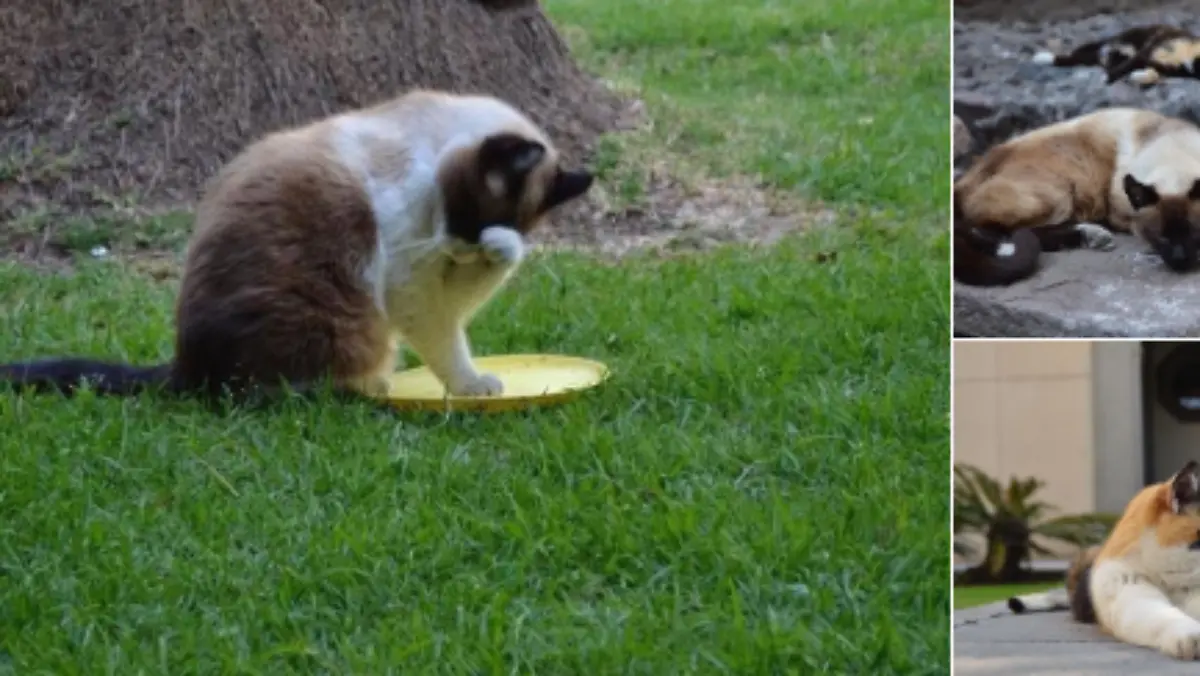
955;603;1199;674
954;235;1200;338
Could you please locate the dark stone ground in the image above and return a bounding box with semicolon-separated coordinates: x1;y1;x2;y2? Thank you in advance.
953;0;1200;337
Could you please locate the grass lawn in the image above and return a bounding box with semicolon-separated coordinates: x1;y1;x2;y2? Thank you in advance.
0;0;950;673
955;584;1059;610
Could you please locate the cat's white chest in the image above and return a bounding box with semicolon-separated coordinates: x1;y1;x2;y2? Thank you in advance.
331;115;449;309
332;115;440;237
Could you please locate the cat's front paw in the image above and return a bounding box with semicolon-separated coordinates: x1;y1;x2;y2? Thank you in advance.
1075;222;1116;251
1160;624;1200;660
480;226;525;267
450;372;505;397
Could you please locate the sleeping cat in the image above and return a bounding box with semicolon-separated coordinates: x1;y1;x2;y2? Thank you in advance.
0;89;594;401
1031;24;1200;87
1009;460;1200;660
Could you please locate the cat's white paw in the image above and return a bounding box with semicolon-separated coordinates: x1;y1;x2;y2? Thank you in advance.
1076;222;1116;251
479;226;525;266
1130;68;1162;87
1031;51;1056;66
450;372;504;397
1160;624;1200;660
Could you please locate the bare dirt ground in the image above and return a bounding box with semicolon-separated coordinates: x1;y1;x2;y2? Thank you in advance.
0;138;820;267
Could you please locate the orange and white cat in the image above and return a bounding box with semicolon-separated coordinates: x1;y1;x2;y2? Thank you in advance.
1009;460;1200;660
0;90;594;401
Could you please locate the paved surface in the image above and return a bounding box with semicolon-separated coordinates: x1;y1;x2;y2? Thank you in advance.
955;235;1200;338
955;601;1200;674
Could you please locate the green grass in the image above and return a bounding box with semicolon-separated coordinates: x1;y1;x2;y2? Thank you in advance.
954;584;1058;610
556;0;949;210
0;0;950;673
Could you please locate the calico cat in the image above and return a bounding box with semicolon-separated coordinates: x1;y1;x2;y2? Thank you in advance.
1032;24;1200;87
953;107;1200;281
0;90;594;400
1009;460;1200;661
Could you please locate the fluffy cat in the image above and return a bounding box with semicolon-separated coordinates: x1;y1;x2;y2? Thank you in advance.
1009;460;1200;660
0;89;594;401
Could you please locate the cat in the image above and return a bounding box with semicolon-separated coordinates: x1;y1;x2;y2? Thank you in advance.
953;107;1200;283
1031;24;1200;87
1008;460;1200;660
0;89;594;401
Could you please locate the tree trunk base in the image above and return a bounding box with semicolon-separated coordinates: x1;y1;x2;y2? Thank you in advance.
1;0;628;214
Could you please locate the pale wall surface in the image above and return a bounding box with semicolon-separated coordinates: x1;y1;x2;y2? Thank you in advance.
954;341;1097;516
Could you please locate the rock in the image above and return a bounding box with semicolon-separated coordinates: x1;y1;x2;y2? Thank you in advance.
955;235;1200;338
955;8;1200;147
953;116;973;161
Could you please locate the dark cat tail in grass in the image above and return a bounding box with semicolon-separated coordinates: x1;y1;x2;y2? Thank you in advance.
0;358;174;396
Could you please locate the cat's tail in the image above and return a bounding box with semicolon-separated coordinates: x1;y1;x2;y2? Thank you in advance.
1007;546;1100;623
953;226;1042;287
0;358;175;396
1031;50;1063;66
1007;587;1069;614
1031;40;1107;68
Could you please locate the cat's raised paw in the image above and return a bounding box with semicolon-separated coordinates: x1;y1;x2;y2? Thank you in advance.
452;372;505;397
480;226;525;266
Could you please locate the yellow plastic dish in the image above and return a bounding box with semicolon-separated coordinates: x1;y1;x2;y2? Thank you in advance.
383;354;610;413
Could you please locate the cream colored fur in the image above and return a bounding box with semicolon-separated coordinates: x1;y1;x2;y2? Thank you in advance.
1081;463;1200;660
1090;535;1200;659
303;91;551;396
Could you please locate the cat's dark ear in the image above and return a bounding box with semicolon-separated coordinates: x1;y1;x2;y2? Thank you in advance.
1171;460;1200;513
1189;178;1200;201
1124;173;1159;210
479;133;546;178
540;169;594;212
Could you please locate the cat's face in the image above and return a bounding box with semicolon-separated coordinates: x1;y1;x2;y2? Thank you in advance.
1124;173;1200;272
438;131;594;244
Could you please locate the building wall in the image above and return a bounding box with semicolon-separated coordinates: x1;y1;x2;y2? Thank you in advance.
954;341;1098;516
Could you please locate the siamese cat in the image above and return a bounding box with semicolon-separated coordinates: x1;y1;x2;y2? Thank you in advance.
0;90;594;400
1009;461;1200;661
953;107;1200;285
1032;24;1200;87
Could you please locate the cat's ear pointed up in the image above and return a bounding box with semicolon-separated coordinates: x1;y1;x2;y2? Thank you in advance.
1170;460;1200;513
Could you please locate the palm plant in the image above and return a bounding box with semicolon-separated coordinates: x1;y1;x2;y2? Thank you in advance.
954;463;1119;584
